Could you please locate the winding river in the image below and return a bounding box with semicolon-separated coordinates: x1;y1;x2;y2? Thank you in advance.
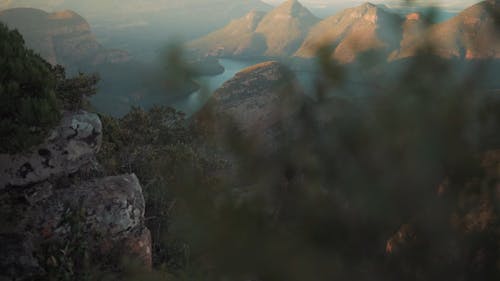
172;58;262;115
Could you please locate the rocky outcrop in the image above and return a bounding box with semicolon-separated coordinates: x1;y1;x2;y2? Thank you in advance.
0;111;151;280
196;61;304;146
0;112;102;189
0;8;130;71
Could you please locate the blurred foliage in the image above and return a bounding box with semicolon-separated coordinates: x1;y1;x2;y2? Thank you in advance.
123;9;500;281
97;52;500;281
98;106;225;278
2;2;499;280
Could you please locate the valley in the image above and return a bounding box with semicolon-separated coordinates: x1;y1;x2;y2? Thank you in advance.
2;0;498;118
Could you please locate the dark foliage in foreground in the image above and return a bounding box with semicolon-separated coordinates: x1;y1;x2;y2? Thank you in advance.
94;52;500;281
0;23;100;154
0;23;59;153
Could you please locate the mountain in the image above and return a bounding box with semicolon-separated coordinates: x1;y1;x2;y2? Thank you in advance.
196;61;303;143
392;0;500;60
188;10;268;57
189;0;319;58
1;1;273;51
294;2;403;64
387;12;427;60
0;8;129;72
254;0;319;56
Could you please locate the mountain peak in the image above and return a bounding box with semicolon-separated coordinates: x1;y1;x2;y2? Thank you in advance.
361;2;377;8
255;0;318;56
354;2;380;12
48;10;81;20
275;0;308;15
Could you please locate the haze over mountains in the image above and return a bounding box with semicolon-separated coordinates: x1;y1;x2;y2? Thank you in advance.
1;0;497;117
190;0;319;58
0;0;273;61
191;0;500;63
0;8;129;72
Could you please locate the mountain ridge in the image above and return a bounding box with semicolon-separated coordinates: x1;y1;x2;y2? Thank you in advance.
392;0;500;60
190;0;499;63
189;0;319;58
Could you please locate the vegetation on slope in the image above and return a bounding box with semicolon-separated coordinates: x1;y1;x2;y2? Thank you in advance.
0;23;99;153
0;23;60;153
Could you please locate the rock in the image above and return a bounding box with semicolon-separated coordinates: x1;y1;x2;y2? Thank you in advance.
121;227;153;268
0;111;152;278
32;174;145;242
0;111;102;190
0;174;151;279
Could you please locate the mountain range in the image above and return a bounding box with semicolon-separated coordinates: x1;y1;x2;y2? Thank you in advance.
190;0;319;58
190;0;500;63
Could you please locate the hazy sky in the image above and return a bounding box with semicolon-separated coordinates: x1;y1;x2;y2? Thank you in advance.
264;0;481;11
0;0;483;11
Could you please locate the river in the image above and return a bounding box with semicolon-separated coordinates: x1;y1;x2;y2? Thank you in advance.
172;58;263;115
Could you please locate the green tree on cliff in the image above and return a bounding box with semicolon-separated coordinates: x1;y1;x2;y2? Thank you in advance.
0;23;60;153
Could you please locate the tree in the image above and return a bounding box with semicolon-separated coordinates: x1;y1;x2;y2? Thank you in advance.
0;23;60;153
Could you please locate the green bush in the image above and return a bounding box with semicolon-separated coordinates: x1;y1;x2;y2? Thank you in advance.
0;23;60;153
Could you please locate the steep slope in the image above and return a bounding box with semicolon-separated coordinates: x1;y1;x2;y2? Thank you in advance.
393;0;500;60
0;8;129;71
196;61;303;143
188;10;267;57
189;0;318;58
255;0;319;56
388;12;428;60
294;2;403;64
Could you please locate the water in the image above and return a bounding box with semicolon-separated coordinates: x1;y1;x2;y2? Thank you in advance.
91;58;314;117
172;58;262;115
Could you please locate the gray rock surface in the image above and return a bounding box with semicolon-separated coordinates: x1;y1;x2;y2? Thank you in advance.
0;111;152;279
32;174;145;241
0;111;102;189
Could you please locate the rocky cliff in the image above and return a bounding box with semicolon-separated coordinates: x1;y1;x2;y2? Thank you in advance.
0;8;130;71
391;0;500;60
189;0;318;58
0;111;151;280
295;2;403;63
196;61;304;147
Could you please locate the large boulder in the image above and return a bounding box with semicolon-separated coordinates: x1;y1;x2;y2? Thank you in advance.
196;61;304;145
0;111;102;189
32;174;146;242
0;112;152;279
